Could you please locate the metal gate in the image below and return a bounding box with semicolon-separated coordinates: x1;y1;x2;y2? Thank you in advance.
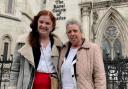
0;60;12;89
104;57;128;89
1;56;128;89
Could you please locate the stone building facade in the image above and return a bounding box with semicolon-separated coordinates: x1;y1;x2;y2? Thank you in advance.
45;0;128;59
0;0;128;89
80;0;128;59
0;0;45;88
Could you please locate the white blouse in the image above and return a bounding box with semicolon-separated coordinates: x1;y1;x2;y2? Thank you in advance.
61;47;78;89
37;41;56;73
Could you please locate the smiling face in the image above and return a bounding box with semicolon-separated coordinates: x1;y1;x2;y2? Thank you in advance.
37;15;53;37
66;24;83;47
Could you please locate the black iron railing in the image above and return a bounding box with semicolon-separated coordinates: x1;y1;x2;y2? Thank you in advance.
104;57;128;89
0;53;128;89
0;55;12;89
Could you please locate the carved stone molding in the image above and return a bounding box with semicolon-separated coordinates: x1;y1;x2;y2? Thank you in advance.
92;11;98;24
0;13;21;21
92;1;128;9
79;2;91;16
81;8;91;16
104;25;120;41
114;0;128;2
80;0;128;11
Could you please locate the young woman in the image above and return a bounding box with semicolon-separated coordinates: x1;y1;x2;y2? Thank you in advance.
8;10;62;89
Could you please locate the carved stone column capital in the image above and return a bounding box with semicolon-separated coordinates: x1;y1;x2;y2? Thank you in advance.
81;7;91;16
80;2;92;16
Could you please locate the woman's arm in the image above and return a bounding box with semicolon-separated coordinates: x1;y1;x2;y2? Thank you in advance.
8;43;23;89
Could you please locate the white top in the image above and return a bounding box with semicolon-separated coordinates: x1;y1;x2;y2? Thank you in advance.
37;41;56;73
61;47;78;89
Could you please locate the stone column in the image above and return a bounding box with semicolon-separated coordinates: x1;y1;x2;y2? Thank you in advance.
81;7;91;40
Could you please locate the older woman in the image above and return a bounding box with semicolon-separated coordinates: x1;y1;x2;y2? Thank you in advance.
8;10;62;89
59;20;106;89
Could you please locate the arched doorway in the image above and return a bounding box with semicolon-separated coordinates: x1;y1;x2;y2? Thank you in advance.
95;7;128;89
95;7;128;60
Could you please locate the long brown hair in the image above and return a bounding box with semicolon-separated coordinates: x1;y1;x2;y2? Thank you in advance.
28;10;56;48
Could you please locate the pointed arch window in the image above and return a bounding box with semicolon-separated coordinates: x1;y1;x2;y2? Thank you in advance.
102;24;121;60
102;38;111;60
1;35;11;62
114;39;122;57
3;42;9;62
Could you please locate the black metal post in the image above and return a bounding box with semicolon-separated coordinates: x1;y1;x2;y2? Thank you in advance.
0;55;3;88
4;84;5;89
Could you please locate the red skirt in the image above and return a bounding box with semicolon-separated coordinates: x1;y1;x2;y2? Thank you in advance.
33;71;51;89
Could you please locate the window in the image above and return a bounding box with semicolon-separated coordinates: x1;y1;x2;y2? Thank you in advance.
3;42;9;62
102;38;111;59
114;39;122;57
6;0;13;14
1;35;11;61
102;25;121;60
